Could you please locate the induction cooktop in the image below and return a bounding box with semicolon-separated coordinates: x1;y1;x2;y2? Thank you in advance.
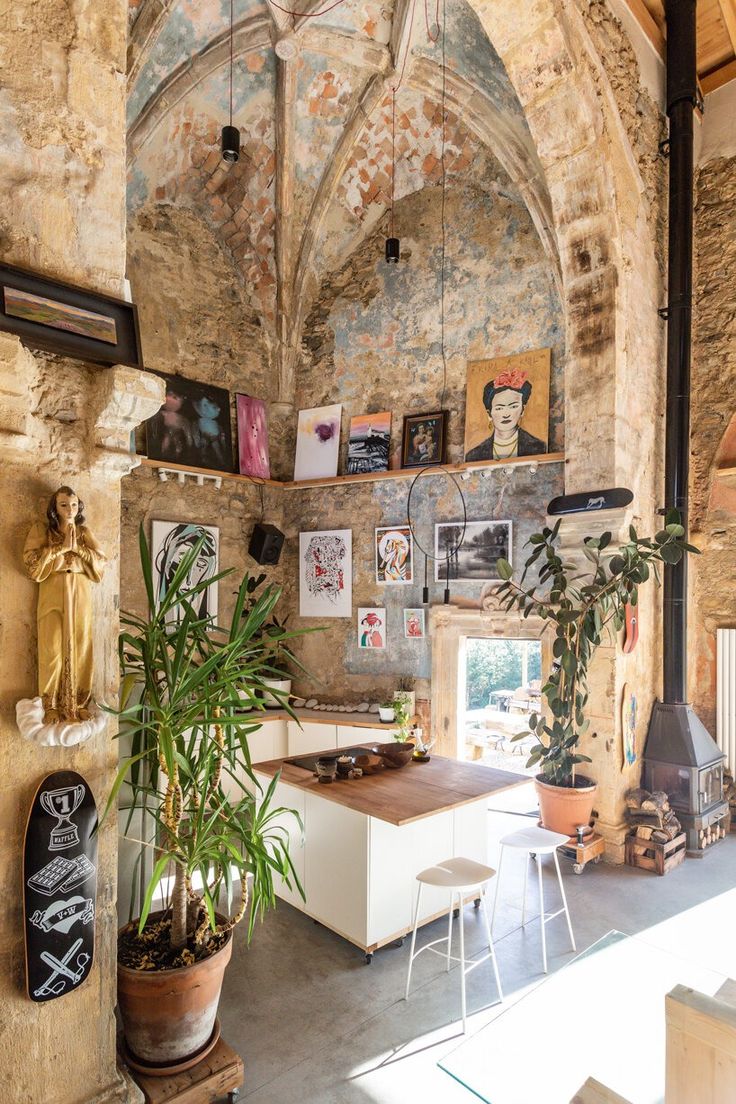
285;746;374;773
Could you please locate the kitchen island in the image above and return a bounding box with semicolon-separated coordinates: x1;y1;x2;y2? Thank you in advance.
253;749;525;961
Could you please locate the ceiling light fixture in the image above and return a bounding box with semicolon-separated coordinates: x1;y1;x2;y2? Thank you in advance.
221;0;240;162
274;35;299;60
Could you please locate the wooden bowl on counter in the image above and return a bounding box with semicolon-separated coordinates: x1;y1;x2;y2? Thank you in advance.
372;742;415;769
354;753;384;775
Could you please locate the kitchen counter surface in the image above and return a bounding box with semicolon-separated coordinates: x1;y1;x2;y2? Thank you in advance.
253;749;526;827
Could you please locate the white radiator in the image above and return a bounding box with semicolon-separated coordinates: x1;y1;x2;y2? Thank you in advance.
717;628;736;776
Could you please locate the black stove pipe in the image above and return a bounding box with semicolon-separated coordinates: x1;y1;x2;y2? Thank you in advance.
662;0;697;704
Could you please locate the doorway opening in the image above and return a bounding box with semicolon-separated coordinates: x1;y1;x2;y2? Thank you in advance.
460;636;542;773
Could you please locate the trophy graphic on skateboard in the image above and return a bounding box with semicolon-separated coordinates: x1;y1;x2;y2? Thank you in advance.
23;770;97;1002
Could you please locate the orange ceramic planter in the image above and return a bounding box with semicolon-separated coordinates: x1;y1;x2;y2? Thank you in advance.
535;775;597;838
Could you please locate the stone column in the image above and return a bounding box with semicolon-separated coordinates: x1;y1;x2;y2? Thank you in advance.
0;345;163;1104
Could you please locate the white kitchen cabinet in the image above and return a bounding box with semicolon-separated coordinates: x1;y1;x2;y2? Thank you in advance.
304;793;369;944
287;720;337;757
336;724;399;747
261;776;306;911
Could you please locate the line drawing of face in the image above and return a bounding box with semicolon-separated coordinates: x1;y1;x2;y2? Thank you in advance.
490;388;525;441
155;523;218;622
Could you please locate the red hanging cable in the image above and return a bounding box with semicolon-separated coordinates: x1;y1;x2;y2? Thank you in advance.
390;88;396;236
266;0;350;18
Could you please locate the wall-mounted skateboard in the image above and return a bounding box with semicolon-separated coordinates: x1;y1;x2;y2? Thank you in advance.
547;487;634;515
23;770;97;1002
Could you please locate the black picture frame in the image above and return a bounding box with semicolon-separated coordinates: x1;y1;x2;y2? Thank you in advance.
401;411;448;469
0;262;142;368
145;372;235;474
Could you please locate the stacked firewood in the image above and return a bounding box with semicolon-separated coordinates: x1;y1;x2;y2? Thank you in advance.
625;788;682;843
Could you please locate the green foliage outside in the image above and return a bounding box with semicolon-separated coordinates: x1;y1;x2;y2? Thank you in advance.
465;639;541;711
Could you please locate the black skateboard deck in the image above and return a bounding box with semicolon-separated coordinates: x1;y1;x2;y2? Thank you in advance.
23;770;97;1002
547;487;633;515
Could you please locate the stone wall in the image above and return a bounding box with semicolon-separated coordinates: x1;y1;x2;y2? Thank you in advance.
287;176;564;701
690;154;736;732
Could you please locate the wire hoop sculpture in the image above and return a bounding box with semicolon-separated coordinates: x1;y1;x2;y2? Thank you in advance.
406;466;468;604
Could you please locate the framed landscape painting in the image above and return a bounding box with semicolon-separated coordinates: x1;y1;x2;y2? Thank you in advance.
464;348;550;462
0;262;142;367
434;520;512;582
375;526;413;584
236;393;270;479
145;374;235;474
401;411;447;469
299;529;352;618
347;412;391;474
294;404;342;482
358;608;386;649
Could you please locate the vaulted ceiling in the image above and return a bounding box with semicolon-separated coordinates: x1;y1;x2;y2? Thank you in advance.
125;0;555;379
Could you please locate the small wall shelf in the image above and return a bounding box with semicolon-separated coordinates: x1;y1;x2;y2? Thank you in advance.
137;451;565;492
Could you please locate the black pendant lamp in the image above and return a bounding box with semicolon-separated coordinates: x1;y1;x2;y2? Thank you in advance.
385;89;400;262
221;0;240;162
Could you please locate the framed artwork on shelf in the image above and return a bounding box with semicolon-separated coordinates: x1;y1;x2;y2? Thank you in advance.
236;394;270;479
151;520;219;624
294;403;342;482
358;608;386;649
464;347;550;462
299;529;352;618
347;411;391;475
434;520;512;582
375;526;413;584
145;374;235;474
401;411;447;469
0;262;142;367
403;609;425;639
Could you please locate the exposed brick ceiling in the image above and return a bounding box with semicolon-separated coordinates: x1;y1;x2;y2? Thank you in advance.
126;0;554;345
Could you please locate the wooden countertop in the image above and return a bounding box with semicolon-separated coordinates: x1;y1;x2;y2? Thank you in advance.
240;708;405;730
252;749;526;826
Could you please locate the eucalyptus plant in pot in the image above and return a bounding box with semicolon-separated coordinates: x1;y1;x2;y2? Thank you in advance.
494;513;694;836
107;529;306;1073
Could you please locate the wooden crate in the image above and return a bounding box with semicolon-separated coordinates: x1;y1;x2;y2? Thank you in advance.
625;831;686;875
126;1037;243;1104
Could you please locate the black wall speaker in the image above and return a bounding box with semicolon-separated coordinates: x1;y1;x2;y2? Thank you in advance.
248;523;284;566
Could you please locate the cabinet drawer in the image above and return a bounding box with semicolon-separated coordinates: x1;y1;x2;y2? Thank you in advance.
336;724;398;748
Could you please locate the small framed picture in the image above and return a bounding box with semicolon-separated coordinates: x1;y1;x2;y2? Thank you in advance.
375;525;413;584
358;608;386;649
401;411;448;469
403;609;425;639
435;520;512;582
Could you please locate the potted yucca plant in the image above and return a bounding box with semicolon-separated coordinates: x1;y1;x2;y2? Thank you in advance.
494;513;694;836
108;528;306;1073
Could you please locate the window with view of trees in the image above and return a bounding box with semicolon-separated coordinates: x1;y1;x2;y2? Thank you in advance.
465;638;541;711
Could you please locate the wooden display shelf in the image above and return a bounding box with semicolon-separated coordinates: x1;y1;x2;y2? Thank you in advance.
138;451;565;492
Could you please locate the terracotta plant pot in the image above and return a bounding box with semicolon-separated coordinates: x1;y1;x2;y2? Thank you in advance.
117;918;233;1073
535;775;598;838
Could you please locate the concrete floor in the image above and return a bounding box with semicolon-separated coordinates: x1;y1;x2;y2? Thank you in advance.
217;783;736;1104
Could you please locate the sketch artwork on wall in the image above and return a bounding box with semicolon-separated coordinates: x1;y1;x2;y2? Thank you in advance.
347;412;391;474
464;348;550;462
375;526;413;585
403;608;426;638
299;529;352;618
236;394;270;479
435;520;512;582
145;375;235;473
358;608;386;649
294;404;342;482
151;521;219;623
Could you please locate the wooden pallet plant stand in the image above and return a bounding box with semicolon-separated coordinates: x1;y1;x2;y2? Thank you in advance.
625;831;687;875
125;1037;243;1104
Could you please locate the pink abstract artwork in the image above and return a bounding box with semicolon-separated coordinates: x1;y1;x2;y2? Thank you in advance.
236;394;270;479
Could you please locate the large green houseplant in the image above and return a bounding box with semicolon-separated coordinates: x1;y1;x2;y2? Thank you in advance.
109;529;306;1071
494;513;694;835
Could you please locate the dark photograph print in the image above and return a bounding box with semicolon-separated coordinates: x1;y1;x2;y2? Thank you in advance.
145;375;235;473
0;262;142;368
401;411;448;469
434;520;512;582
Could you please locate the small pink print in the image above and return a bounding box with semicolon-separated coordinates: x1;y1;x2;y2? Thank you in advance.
236;394;270;479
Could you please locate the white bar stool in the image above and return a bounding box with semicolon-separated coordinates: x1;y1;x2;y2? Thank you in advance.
404;856;503;1033
491;825;576;974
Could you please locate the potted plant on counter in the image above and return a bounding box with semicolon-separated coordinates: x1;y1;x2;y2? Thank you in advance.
494;514;694;836
378;700;396;723
108;529;305;1073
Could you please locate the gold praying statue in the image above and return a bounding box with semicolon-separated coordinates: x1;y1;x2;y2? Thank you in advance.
23;486;106;724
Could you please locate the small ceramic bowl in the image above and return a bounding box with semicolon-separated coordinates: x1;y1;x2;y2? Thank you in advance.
372;742;415;769
354;753;384;775
336;755;353;779
315;756;337;783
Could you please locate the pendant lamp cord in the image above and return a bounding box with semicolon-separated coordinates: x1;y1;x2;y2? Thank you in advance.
438;0;447;411
229;0;234;127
